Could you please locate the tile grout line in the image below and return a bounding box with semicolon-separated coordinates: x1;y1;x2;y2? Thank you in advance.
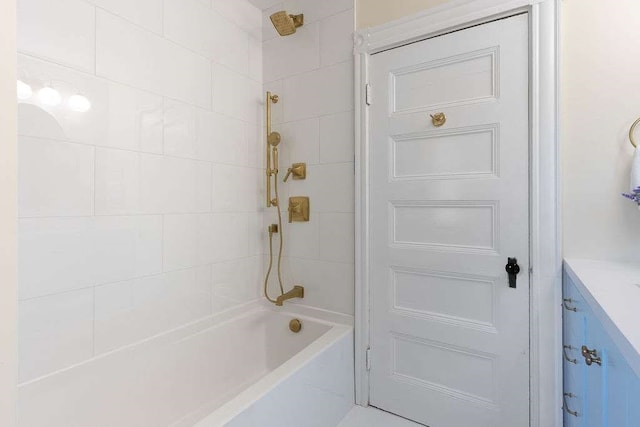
18;256;264;304
261;48;353;84
91;285;96;357
91;1;98;362
93;5;97;76
18;132;268;169
161;214;165;273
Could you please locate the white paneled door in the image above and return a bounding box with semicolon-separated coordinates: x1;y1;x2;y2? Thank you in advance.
368;14;530;427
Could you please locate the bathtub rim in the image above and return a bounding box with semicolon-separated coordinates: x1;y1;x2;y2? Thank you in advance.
191;303;353;426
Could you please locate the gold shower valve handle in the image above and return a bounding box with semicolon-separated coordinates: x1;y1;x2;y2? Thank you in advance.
430;112;446;127
283;163;306;182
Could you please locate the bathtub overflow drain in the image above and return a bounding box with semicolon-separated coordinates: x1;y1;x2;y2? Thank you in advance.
289;318;302;333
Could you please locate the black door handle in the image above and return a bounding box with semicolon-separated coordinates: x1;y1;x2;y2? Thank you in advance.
505;257;520;288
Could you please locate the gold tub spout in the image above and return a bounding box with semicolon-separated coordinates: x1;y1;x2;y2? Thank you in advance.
275;285;304;306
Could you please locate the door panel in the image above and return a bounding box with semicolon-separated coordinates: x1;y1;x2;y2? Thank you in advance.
368;14;530;427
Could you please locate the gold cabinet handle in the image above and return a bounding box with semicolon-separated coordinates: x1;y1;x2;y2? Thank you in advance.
430;112;446;127
563;345;577;364
563;393;579;417
563;298;577;312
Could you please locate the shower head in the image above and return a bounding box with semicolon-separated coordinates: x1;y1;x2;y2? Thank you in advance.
267;131;281;146
270;11;304;36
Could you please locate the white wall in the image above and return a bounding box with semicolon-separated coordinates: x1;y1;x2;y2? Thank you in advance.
0;0;18;423
355;0;449;28
16;0;263;383
260;0;355;314
561;0;640;262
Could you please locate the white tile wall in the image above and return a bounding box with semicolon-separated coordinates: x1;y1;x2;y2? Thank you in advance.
17;0;96;72
212;256;262;312
17;54;164;153
18;289;94;382
17;0;264;381
304;162;355;212
319;111;355;164
282;61;353;121
94;266;212;353
263;22;320;82
95;150;213;214
19;136;95;217
211;11;250;74
163;214;202;271
163;100;216;161
96;11;212;108
319;9;355;67
261;0;355;315
318;213;355;263
213;0;262;38
87;0;163;34
105;83;164;153
281;118;320;165
212;114;249;165
288;259;354;315
164;0;215;59
19;216;163;299
212;63;249;119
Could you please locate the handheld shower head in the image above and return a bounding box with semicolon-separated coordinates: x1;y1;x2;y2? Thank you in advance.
268;131;281;146
270;11;304;36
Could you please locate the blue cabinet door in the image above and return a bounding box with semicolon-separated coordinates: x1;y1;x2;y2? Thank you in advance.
600;327;632;427
564;269;640;427
629;372;640;426
583;314;604;427
563;273;587;426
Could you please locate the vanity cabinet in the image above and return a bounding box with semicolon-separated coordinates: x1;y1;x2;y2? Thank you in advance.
563;264;640;427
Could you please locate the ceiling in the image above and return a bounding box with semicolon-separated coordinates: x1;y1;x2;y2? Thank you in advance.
247;0;281;11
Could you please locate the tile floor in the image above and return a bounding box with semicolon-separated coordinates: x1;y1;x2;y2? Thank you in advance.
337;406;422;426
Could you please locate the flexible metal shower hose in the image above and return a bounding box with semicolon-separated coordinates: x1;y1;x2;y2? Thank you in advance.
263;149;285;303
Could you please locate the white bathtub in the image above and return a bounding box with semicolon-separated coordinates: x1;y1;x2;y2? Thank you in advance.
17;301;354;427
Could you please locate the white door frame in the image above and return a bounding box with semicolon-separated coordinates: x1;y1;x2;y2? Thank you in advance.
353;1;562;426
0;0;18;425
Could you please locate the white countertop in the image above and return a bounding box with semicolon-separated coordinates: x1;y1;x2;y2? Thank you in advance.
564;258;640;377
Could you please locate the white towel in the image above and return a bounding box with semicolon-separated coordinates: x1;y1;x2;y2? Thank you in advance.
631;146;640;193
